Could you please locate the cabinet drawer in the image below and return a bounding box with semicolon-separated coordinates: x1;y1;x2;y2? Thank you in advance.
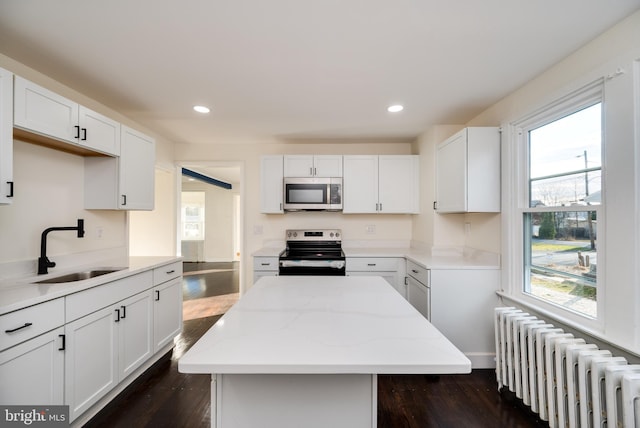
153;261;182;286
253;257;279;272
347;257;400;272
406;260;429;285
0;298;64;351
66;271;153;322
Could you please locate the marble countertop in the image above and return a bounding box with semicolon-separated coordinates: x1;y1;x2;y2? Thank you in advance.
0;256;181;315
252;245;500;269
178;275;471;375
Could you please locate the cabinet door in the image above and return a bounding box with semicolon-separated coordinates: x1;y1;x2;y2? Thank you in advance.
283;155;313;177
407;276;430;320
343;155;378;213
378;155;419;213
14;76;79;144
65;306;118;422
118;291;153;379
313;155;342;177
79;106;121;156
153;279;183;352
0;327;64;405
0;67;12;205
260;155;284;213
119;126;155;210
436;129;467;213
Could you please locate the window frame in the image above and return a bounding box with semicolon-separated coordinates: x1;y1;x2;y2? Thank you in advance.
505;79;605;329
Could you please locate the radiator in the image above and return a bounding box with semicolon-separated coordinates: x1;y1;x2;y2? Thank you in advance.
494;307;640;428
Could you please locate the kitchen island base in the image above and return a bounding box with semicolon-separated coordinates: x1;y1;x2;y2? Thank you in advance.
212;373;376;428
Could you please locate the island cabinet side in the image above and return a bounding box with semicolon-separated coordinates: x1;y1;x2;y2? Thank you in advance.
212;373;377;428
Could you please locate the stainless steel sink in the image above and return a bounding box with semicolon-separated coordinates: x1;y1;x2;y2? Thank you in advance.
34;268;124;284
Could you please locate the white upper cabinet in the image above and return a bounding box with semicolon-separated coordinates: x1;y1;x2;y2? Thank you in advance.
343;155;378;213
378;155;420;214
260;155;284;213
0;67;13;205
84;125;155;210
435;127;500;213
78;106;121;155
13;76;120;156
284;155;342;177
343;155;419;214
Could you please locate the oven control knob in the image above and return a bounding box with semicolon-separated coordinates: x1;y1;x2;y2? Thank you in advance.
292;232;298;238
330;232;334;238
335;232;340;238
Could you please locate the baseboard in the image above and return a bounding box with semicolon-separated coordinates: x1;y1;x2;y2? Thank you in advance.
467;352;496;369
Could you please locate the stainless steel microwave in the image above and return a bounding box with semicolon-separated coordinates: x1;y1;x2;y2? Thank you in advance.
283;177;343;211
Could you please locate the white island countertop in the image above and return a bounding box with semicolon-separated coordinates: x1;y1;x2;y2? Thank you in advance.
179;275;471;375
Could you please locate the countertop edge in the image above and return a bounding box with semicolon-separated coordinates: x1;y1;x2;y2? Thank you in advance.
0;256;182;315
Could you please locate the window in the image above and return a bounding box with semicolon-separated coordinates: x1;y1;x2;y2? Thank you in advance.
521;89;603;318
181;191;205;241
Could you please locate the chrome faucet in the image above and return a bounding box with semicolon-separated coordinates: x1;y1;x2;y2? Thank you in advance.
38;219;85;275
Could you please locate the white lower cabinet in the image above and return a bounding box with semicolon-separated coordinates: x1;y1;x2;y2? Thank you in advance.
253;256;279;283
0;326;65;405
346;257;406;298
406;261;430;320
429;269;499;369
65;305;118;421
153;278;183;352
65;289;153;422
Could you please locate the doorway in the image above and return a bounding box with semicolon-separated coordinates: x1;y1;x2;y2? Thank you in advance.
178;162;244;320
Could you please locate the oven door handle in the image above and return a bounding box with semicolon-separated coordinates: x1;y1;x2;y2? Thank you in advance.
279;260;346;269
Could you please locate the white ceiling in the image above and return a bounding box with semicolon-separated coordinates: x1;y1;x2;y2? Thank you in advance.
0;1;638;145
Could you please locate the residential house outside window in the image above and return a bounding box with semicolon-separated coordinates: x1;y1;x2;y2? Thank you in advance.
518;83;603;319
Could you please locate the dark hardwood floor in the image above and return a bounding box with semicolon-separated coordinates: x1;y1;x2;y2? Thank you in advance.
85;264;546;427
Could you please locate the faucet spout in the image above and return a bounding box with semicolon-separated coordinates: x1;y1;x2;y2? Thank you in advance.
38;219;85;275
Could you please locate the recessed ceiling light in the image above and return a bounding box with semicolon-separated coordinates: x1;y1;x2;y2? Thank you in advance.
387;104;404;113
193;105;210;114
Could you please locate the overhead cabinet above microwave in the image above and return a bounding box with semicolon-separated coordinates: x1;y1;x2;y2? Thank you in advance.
13;76;121;157
283;155;342;178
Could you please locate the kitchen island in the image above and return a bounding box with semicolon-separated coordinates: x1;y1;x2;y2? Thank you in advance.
178;275;471;428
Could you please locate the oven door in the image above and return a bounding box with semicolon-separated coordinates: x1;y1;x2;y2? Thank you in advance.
279;259;346;276
283;177;342;211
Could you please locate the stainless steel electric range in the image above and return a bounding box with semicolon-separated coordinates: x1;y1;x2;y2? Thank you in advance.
278;229;346;276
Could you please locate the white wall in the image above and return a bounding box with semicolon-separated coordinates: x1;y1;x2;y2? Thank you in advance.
182;179;239;262
0;141;126;265
129;168;177;257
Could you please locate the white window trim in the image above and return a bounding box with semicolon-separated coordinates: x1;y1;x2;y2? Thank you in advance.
501;79;605;332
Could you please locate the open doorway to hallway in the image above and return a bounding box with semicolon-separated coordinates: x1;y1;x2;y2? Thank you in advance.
178;163;243;319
